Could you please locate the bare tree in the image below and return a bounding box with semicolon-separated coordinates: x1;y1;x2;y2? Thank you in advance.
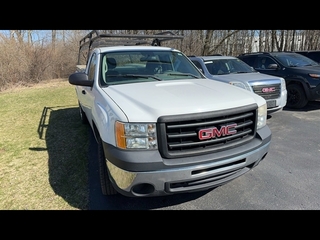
27;30;33;44
274;30;285;51
208;30;240;55
52;30;56;51
202;30;214;55
291;30;296;51
10;30;15;39
258;30;264;52
245;30;256;54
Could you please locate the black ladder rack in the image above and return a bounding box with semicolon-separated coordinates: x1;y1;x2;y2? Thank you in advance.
77;30;184;65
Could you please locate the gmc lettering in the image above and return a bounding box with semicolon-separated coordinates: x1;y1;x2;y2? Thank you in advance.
198;123;237;140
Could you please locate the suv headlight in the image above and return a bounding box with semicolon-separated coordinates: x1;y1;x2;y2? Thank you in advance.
280;78;287;91
257;103;267;129
229;82;251;91
308;73;320;79
115;121;157;149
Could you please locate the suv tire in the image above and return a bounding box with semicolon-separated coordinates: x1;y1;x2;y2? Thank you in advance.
286;83;308;109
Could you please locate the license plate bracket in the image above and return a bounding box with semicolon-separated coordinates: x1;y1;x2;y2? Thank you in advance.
267;100;276;108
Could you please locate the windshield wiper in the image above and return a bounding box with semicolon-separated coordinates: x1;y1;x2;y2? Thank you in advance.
166;73;200;78
124;74;162;81
217;72;229;75
108;74;162;81
232;71;250;74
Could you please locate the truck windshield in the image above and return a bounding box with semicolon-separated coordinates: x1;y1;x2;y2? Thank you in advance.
100;50;204;85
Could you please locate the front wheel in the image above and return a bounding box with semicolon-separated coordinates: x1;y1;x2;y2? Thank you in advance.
286;83;308;109
97;134;118;196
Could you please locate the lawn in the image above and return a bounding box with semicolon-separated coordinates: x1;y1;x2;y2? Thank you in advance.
0;79;89;210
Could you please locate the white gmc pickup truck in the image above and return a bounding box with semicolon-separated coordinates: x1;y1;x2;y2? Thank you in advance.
69;30;272;197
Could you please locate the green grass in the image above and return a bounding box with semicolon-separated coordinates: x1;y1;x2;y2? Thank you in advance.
0;79;89;210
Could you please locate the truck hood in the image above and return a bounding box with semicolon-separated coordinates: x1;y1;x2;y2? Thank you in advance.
103;79;265;122
207;72;282;82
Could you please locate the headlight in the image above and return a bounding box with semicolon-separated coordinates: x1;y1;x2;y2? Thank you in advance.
257;103;267;130
229;82;251;91
308;73;320;78
280;78;287;91
115;121;157;149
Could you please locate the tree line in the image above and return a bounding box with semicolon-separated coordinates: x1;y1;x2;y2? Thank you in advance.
1;30;319;91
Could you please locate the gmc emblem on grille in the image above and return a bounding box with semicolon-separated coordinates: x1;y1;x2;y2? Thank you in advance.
198;123;237;140
262;87;276;93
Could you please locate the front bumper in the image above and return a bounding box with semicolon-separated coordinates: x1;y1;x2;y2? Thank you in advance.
103;125;271;197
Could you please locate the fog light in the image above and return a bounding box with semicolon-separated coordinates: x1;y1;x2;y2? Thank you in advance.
132;183;155;196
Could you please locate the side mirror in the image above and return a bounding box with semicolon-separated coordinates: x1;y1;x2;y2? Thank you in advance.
69;72;93;87
267;64;279;69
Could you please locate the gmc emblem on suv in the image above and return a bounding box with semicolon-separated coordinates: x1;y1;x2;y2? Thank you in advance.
262;87;276;93
198;123;237;140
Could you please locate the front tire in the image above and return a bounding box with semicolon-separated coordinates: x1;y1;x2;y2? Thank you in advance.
97;134;118;196
286;83;308;109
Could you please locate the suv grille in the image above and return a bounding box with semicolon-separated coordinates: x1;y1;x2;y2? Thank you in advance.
158;104;257;158
252;83;281;100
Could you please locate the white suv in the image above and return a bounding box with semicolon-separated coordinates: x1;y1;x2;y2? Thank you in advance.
189;55;287;114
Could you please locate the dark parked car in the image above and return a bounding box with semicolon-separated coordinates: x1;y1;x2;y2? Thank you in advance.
238;51;320;109
295;50;320;64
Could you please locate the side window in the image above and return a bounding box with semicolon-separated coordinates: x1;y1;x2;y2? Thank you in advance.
87;53;97;81
205;62;219;75
257;57;275;69
192;60;204;73
241;57;255;67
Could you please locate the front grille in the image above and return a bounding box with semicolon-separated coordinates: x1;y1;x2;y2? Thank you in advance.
157;104;257;158
252;83;281;100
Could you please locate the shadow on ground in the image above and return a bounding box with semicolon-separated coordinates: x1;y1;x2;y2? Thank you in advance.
34;105;89;209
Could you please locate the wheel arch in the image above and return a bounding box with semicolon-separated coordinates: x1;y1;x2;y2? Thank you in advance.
285;77;312;100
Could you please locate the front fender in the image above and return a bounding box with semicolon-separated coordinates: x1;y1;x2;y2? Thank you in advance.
91;90;129;146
